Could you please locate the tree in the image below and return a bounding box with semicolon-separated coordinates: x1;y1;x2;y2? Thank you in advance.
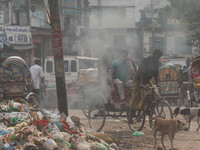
161;0;200;52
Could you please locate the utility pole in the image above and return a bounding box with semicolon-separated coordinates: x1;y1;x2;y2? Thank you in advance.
150;0;155;52
48;0;68;116
25;0;31;26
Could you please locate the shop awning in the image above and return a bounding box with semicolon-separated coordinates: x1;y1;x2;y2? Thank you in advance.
5;43;35;51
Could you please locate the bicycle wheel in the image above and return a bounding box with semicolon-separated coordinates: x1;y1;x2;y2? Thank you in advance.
88;100;106;132
82;92;106;118
149;100;173;129
81;100;90;118
127;110;146;132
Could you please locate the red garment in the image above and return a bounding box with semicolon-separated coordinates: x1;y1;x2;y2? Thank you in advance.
34;119;48;126
60;120;82;136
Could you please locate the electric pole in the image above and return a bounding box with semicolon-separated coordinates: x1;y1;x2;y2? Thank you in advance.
150;0;155;52
48;0;68;116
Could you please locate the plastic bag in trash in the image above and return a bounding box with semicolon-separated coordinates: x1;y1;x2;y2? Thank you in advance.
0;129;10;135
43;138;58;150
66;116;75;129
131;131;145;136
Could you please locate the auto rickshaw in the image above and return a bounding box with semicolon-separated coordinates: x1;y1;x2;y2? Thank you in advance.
0;56;38;106
158;63;181;105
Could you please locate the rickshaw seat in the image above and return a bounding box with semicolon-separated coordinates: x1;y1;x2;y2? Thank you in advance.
108;87;132;110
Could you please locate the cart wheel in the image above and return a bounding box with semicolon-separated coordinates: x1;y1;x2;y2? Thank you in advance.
127;110;146;132
88;100;106;132
81;100;90;118
149;100;173;129
82;92;106;118
26;94;39;108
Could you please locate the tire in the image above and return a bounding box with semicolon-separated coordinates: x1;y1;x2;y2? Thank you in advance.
26;94;39;108
88;100;106;132
81;100;90;118
127;110;146;132
82;92;106;118
149;100;173;129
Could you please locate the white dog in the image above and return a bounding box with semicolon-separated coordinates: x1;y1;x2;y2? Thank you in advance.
173;107;200;131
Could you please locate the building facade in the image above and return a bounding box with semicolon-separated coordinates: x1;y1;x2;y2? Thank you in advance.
88;0;143;59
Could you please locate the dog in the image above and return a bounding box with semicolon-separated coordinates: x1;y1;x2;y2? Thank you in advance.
153;117;187;150
173;106;200;131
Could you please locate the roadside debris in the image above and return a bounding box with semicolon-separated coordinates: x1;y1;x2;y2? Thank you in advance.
0;98;120;149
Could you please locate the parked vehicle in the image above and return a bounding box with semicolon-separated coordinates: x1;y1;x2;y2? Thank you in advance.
44;56;79;91
189;56;200;104
158;64;181;105
0;56;38;106
44;56;98;108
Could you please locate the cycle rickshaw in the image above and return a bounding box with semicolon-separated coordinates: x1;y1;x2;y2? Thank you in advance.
81;82;173;132
0;56;38;106
189;56;200;105
158;64;181;105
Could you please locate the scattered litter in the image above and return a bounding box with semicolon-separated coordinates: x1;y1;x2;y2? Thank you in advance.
131;131;145;136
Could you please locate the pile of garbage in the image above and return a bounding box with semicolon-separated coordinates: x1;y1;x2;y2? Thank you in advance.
0;98;120;150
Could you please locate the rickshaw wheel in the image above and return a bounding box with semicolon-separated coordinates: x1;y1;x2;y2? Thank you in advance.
88;101;106;132
81;101;90;118
127;110;146;132
149;100;173;129
82;92;106;118
27;94;39;108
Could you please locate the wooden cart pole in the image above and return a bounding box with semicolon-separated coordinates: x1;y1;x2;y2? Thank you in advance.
48;0;68;116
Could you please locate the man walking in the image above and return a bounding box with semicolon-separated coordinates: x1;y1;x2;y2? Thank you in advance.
30;58;45;103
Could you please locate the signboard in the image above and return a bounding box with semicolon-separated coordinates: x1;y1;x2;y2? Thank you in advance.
4;26;32;44
0;25;5;43
51;16;63;58
0;11;4;24
30;10;50;29
62;0;76;15
15;0;25;8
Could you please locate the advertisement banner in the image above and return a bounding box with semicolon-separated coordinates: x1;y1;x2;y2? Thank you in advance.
5;26;32;44
0;11;4;24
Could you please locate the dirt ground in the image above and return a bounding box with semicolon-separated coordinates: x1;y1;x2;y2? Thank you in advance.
68;107;200;150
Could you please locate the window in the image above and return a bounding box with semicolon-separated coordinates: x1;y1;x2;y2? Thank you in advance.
64;61;69;72
71;60;77;72
46;61;53;73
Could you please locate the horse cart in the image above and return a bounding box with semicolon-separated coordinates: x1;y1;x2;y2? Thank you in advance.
0;56;38;106
158;64;181;105
81;84;173;132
